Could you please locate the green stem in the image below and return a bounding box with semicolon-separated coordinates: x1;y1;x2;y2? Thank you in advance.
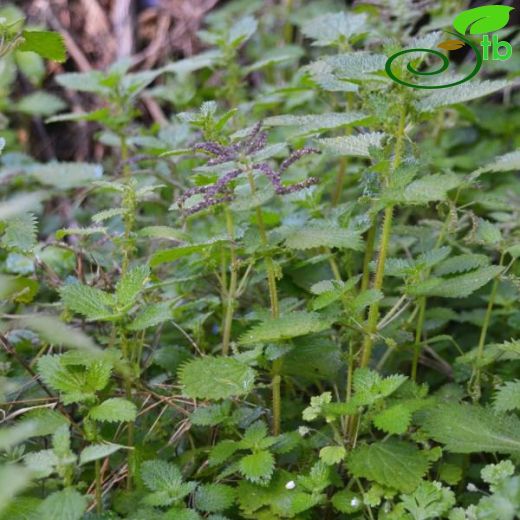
472;252;505;398
359;104;406;368
283;0;294;43
411;297;426;381
246;169;281;435
222;208;238;356
95;459;102;514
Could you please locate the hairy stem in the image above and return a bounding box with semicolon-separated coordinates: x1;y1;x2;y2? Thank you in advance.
411;297;426;381
246;169;281;435
472;252;505;398
359;104;406;368
222;208;238;355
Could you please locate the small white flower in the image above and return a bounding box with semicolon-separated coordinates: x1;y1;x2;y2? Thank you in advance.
298;426;310;437
350;497;360;508
285;480;296;490
467;483;478;492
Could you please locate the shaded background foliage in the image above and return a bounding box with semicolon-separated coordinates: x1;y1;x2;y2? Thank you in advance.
1;0;520;519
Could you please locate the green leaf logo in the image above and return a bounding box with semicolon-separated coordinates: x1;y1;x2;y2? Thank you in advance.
453;5;514;35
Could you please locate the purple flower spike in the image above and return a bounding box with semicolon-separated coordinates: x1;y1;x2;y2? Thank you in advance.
177;123;321;215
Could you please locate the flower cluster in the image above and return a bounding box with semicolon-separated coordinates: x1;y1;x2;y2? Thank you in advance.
177;122;320;215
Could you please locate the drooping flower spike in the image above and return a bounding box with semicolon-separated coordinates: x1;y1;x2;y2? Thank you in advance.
177;122;320;215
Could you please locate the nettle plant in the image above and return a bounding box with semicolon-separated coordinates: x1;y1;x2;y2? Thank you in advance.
1;1;520;519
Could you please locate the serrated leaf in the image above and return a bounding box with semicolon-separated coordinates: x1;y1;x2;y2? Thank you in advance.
208;440;240;466
24;449;59;478
240;311;330;345
79;443;124;464
347;440;430;492
89;398;137;423
493;380;520;413
55;226;107;239
373;404;412;435
227;16;257;46
239;450;275;483
264;112;368;136
453;5;513;35
284;225;363;250
129;302;171;331
194;483;236;513
141;460;196;506
18;30;67;62
179;357;255;400
470;150;520;180
408;265;503;298
400;480;455;520
420;403;520;453
37;355;95;405
403;173;461;204
28;162;103;189
434;254;489;276
317;132;386;157
37;488;87;520
91;208;125;223
416;80;512;112
301;12;367;46
138;226;187;241
60;283;115;320
1;213;37;252
115;265;149;308
319;445;346;465
475;218;501;245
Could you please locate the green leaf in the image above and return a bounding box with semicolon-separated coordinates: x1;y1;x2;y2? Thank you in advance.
493;381;520;413
20;314;101;353
408;265;503;298
400;481;456;520
79;443;124;465
179;357;255;400
115;265;150;308
402;173;461;204
24;449;59;478
284;224;363;251
15;92;66;116
141;460;196;507
227;16;257;46
420;403;520;454
129;302;172;331
208;440;240;466
347;440;430;492
18;30;67;62
194;483;236;513
37;355;96;404
89;398;137;423
1;213;37;252
331;490;363;514
239;450;275;483
28;162;103;189
475;218;502;245
301;12;367;46
434;254;489;276
240;311;330;345
60;283;115;320
453;5;514;35
37;488;87;520
264;112;368;136
470;150;520;180
150;239;226;266
416;80;512;112
319;445;346;465
317;132;386;157
373;404;412;435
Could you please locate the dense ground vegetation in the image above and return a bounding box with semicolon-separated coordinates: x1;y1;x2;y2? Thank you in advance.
1;1;520;518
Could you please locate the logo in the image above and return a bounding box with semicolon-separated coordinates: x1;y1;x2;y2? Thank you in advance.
385;5;514;89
